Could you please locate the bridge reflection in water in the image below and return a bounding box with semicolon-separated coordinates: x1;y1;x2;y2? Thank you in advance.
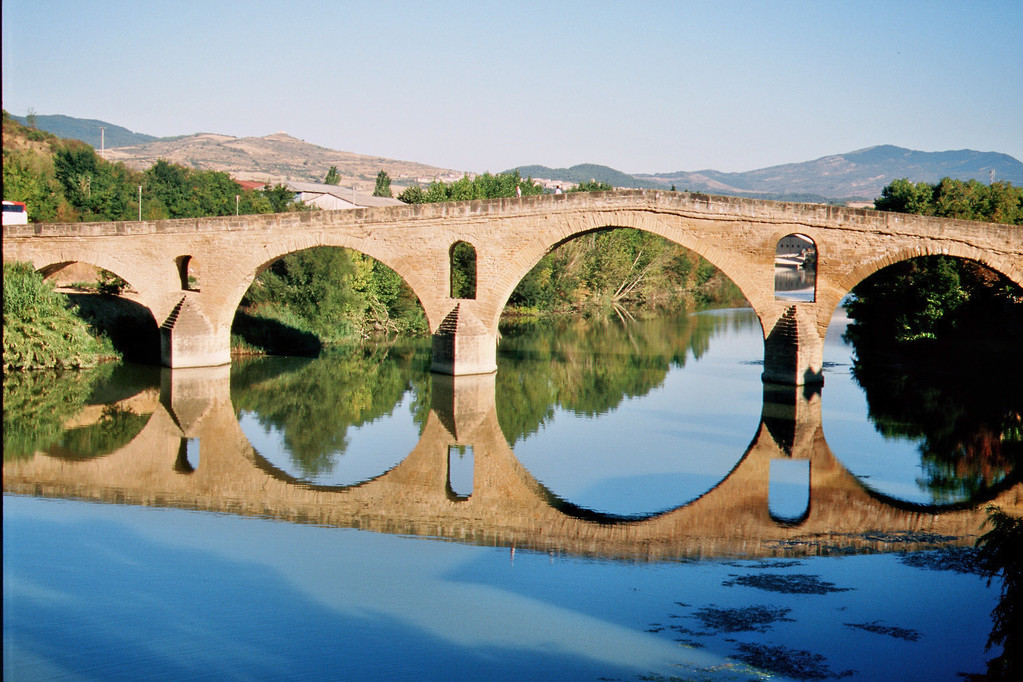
5;366;1020;561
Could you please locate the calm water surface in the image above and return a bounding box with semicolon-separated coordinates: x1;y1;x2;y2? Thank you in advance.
4;306;1019;680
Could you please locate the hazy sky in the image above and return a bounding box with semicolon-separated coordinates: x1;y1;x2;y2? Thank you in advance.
3;0;1021;174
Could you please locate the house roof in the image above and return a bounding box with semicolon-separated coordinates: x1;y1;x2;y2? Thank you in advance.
235;180;267;192
285;181;404;208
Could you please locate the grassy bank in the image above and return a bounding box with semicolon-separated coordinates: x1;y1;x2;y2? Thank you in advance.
3;262;119;370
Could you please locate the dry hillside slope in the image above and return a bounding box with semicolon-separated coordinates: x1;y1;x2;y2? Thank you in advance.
98;132;460;190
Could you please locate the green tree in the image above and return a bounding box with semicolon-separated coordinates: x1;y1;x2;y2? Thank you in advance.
240;246;427;345
373;170;392;197
324;166;340;185
141;160;249;219
261;184;301;213
874;176;1023;225
986;181;1023;224
569;180;614;192
874;178;932;215
397;184;425;204
396;171;545;205
51;142;139;221
2;147;65;222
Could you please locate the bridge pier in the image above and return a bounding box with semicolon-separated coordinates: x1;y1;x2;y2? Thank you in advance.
430;303;498;376
761;305;824;386
159;295;231;368
760;381;822;457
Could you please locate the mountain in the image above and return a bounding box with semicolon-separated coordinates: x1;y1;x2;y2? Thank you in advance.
96;132;459;188
12;114;157;149
507;163;664;190
637;145;1023;200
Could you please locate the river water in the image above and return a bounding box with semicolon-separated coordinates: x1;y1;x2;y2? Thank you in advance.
3;306;1019;680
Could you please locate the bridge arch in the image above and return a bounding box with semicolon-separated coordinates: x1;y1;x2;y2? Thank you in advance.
31;254;153;308
219;235;447;337
21;254;168;363
819;243;1023;345
833;242;1023;300
478;212;766;334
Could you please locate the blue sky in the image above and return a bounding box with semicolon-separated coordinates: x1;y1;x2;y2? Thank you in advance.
3;0;1021;174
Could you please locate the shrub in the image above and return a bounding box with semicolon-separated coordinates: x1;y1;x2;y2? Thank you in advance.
2;262;118;370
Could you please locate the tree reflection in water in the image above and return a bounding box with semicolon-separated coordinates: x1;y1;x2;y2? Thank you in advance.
844;257;1023;502
970;507;1023;681
229;342;432;479
849;354;1022;501
495;310;747;445
2;363;157;461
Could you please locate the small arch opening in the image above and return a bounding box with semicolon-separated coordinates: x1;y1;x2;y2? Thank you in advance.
450;241;477;299
447;444;474;499
774;234;817;302
768;459;810;523
176;255;199;291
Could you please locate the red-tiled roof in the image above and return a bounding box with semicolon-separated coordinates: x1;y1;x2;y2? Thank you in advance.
235;180;268;191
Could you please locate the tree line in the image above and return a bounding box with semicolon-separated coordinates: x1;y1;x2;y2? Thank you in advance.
874;176;1022;224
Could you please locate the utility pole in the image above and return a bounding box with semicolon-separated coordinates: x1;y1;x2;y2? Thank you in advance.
138;186;142;221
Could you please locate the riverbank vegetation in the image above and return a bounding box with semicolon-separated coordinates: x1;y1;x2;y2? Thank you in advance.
3;262;119;370
233;247;427;355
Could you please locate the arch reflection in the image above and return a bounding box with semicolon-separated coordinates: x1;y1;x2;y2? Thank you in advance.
5;363;1019;562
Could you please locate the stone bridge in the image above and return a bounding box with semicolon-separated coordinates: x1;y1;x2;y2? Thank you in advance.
4;367;1020;561
4;191;1022;384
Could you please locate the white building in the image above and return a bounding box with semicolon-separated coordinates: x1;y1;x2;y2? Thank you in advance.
285;181;405;210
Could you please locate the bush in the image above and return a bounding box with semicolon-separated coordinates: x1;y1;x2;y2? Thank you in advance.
3;262;118;370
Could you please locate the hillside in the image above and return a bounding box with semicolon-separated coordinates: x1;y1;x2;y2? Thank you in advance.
637;145;1023;200
12;112;460;191
507;163;664;190
96;131;459;190
12;114;156;149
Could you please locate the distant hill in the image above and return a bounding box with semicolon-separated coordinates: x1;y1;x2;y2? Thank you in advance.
9;113;459;190
507;163;664;190
637;145;1023;200
12;114;157;149
96;131;459;189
